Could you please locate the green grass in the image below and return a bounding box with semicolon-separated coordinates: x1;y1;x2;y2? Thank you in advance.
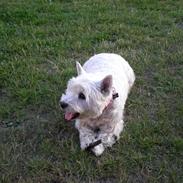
0;0;183;182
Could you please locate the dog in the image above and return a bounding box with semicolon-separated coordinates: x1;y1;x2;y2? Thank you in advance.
60;53;135;156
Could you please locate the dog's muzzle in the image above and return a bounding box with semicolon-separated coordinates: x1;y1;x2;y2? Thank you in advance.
59;101;80;121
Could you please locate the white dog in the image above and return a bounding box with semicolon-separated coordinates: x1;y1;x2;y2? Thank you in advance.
60;53;135;156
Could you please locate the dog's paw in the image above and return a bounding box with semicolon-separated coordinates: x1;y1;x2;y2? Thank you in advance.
91;144;105;156
80;142;89;150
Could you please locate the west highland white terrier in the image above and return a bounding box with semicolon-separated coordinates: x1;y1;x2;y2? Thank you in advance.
60;53;135;156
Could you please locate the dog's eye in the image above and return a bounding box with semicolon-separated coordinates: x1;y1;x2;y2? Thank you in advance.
78;92;86;100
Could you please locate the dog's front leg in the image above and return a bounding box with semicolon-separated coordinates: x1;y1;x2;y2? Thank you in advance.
90;143;105;156
78;127;94;150
97;120;124;148
78;127;105;156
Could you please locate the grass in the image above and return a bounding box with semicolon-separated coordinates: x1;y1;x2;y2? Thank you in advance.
0;0;183;182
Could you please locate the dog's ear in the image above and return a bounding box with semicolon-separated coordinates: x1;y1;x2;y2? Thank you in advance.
76;62;85;75
101;75;113;94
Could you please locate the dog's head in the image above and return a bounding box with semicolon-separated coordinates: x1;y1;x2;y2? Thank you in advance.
60;62;113;121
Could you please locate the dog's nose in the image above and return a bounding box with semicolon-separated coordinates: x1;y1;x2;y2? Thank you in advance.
60;102;68;109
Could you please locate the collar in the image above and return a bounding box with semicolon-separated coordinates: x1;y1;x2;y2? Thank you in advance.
104;88;119;111
89;88;119;120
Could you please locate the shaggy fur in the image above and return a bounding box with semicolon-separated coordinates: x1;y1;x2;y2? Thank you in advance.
60;53;135;156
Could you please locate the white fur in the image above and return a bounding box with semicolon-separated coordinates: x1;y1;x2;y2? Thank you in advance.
61;53;135;156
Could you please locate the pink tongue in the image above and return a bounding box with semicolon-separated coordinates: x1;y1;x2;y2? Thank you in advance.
65;112;74;121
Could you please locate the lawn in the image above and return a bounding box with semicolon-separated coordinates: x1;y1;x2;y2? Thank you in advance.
0;0;183;182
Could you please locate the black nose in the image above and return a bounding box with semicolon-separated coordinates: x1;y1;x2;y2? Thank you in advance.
60;102;68;109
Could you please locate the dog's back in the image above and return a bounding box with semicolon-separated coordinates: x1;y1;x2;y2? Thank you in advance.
83;53;135;89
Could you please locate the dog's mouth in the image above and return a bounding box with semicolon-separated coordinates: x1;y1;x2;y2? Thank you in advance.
64;112;80;121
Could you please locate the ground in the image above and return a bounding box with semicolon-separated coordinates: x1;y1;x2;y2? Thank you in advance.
0;0;183;182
